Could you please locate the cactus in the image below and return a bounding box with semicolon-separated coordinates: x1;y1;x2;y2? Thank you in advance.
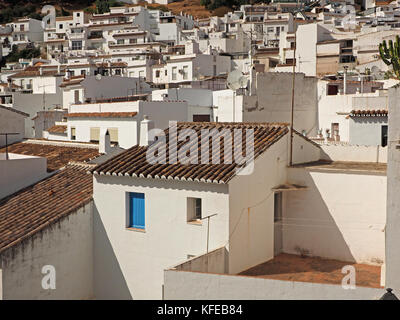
379;35;400;79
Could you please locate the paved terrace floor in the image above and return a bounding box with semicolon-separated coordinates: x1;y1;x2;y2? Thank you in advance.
290;161;387;173
239;254;382;288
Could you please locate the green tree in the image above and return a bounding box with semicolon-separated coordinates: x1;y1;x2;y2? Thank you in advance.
96;0;110;14
379;35;400;80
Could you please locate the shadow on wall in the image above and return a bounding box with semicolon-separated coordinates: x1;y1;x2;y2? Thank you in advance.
282;169;357;263
93;203;132;300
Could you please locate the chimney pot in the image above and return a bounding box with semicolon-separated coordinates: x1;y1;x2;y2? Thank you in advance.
99;129;111;154
139;115;155;146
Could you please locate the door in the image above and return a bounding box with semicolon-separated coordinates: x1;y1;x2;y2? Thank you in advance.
382;125;388;147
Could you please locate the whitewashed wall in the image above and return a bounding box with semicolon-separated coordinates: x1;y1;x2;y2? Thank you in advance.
386;86;400;290
0;202;93;300
228;137;288;274
0;108;25;146
164;270;384;300
0;153;47;199
93;176;230;299
228;133;321;274
284;167;386;264
320;144;387;163
67;118;138;149
244;73;318;136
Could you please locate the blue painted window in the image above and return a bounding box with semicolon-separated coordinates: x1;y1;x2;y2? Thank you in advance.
129;192;145;229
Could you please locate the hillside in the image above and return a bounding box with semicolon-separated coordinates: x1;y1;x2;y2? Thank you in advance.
0;0;221;22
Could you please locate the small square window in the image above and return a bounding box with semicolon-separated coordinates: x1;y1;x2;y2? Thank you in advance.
187;197;202;222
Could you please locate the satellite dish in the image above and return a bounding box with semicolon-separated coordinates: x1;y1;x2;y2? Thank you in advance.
371;66;383;80
95;74;102;81
371;66;380;75
227;69;247;91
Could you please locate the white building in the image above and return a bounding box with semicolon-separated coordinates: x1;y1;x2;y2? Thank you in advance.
91;122;321;299
65;99;187;148
317;78;388;145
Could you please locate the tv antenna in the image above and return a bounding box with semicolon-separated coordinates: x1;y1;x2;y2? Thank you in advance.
227;70;248;122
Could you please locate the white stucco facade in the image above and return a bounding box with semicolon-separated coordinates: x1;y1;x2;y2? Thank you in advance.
284;167;386;265
93;176;230;299
0;153;47;200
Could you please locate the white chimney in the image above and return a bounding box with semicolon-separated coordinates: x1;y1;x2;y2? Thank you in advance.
99;129;111;154
139;115;155;146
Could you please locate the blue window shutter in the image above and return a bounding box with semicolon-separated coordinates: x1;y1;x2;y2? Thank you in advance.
130;192;145;229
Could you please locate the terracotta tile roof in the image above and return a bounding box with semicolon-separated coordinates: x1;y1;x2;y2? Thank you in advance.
350;109;388;117
92;122;289;184
66;112;137;118
95;61;128;68
0;83;21;88
9;66;61;78
0;164;93;255
47;125;67;134
0;142;99;172
113;31;146;37
59;76;85;87
56;16;73;21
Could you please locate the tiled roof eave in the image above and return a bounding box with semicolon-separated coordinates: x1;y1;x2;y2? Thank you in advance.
91;122;291;184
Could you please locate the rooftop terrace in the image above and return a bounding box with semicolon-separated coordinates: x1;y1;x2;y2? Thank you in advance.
239;253;382;288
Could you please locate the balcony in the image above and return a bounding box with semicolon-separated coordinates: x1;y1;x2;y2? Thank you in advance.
67;31;86;39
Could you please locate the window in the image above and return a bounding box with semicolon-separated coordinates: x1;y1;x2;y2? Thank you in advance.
187;197;202;222
108;128;118;143
156;70;160;78
128;192;145;229
183;65;189;80
71;127;76;140
193;114;210;122
267;27;274;33
117;39;124;45
115;69;121;75
71;40;82;50
59;24;63;29
74;90;80;103
172;66;177;80
274;192;282;222
129;38;137;44
165;69;168;76
382;125;388;147
90;127;100;142
327;85;338;95
331;123;339;140
81;70;86;76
